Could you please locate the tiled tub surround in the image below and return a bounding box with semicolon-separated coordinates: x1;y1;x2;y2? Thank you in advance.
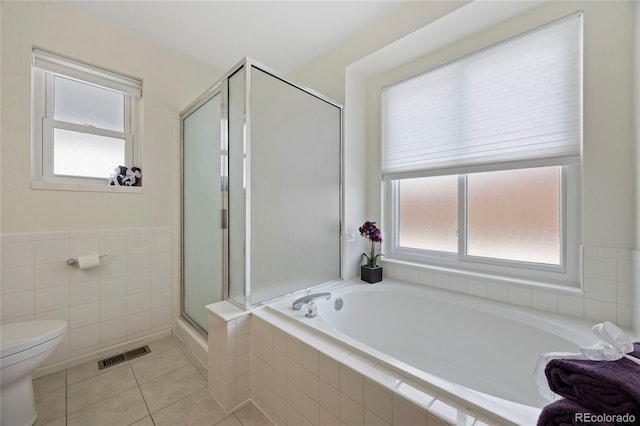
208;303;494;426
0;227;173;372
382;245;635;329
208;274;638;426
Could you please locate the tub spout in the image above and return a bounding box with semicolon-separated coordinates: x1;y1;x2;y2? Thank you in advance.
292;292;331;310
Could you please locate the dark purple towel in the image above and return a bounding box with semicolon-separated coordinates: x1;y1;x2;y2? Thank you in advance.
537;398;615;426
545;343;640;415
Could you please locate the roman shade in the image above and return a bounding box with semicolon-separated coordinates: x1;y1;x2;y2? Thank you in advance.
382;12;582;180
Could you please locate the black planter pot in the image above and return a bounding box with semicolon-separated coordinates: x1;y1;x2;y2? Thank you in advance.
361;265;383;283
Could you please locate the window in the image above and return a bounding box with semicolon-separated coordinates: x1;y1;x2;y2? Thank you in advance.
382;13;582;284
32;48;142;184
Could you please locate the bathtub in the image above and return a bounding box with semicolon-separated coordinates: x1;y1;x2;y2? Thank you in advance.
268;279;611;425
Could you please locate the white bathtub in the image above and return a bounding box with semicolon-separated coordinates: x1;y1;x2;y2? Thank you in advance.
269;279;609;425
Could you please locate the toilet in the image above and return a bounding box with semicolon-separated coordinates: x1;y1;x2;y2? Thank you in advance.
1;320;67;426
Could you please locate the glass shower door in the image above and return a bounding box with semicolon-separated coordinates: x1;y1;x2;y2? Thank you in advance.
182;92;224;331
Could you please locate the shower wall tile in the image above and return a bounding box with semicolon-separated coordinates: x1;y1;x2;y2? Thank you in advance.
384;244;637;329
0;227;173;369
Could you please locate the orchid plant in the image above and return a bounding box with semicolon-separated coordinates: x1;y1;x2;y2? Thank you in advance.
359;221;383;268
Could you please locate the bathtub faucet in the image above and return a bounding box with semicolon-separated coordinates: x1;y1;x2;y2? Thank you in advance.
292;292;331;311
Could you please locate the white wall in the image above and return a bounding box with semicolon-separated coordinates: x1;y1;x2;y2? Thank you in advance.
294;1;638;330
0;1;221;366
0;0;221;233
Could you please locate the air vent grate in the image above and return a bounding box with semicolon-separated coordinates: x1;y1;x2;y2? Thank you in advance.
97;345;151;370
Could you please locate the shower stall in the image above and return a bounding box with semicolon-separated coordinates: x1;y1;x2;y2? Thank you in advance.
180;58;343;335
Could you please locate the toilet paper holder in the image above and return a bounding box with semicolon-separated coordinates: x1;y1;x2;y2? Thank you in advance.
67;251;111;266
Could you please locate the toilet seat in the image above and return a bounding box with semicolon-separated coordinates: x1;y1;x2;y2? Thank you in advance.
1;320;67;359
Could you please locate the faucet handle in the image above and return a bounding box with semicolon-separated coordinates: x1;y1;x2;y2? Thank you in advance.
305;301;317;318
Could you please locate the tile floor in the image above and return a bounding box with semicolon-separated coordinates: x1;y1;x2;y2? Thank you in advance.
33;335;273;426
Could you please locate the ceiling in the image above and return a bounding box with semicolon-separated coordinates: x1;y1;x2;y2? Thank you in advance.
63;1;405;75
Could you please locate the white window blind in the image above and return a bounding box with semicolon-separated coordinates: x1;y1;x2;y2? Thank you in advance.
33;48;142;98
382;13;582;180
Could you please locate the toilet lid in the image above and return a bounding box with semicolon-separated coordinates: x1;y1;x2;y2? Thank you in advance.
1;320;67;358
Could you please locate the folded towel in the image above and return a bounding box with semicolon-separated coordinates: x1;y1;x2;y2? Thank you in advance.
545;343;640;415
537;398;615;426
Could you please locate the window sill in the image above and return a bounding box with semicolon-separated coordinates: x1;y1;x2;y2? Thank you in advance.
381;257;583;296
31;181;143;193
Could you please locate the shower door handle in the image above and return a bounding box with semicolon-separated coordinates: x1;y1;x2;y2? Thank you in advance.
220;208;228;229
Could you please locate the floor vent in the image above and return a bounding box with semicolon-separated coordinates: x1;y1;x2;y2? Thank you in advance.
97;345;151;370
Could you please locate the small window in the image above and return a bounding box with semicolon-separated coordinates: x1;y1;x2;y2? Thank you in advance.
32;49;142;184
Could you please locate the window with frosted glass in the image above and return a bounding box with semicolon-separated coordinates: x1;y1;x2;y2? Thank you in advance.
383;13;581;279
466;167;561;265
398;175;458;253
32;49;141;183
54;76;125;131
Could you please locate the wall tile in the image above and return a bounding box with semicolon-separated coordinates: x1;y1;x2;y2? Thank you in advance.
35;286;68;313
319;379;339;414
126;234;150;255
69;237;99;257
70;281;100;306
36;307;68;322
70;302;100;329
302;368;320;402
1;290;34;319
364;378;392;425
1;266;34;294
364;409;391;426
151;233;172;252
99;235;126;255
319;407;340;426
301;343;320;376
531;290;558;313
127;254;150;275
392;395;427;426
1;227;172;368
100;317;128;342
100;256;126;279
319;353;340;389
449;275;468;293
340;365;364;405
127;311;151;336
100;277;127;300
68;264;100;284
617;282;633;305
340;393;364;426
1;241;34;268
508;286;531;307
151;288;171;309
150;251;171;271
485;281;508;302
35;239;68;265
466;279;487;298
150;269;171;289
69;323;100;352
584;256;617;280
35;263;69;288
557;294;584;318
127;292;150;315
584;299;617;323
583;278;617;303
126;272;150;295
151;305;172;329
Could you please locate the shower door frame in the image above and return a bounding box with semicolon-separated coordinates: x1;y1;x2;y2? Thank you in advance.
180;57;344;330
180;80;229;335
